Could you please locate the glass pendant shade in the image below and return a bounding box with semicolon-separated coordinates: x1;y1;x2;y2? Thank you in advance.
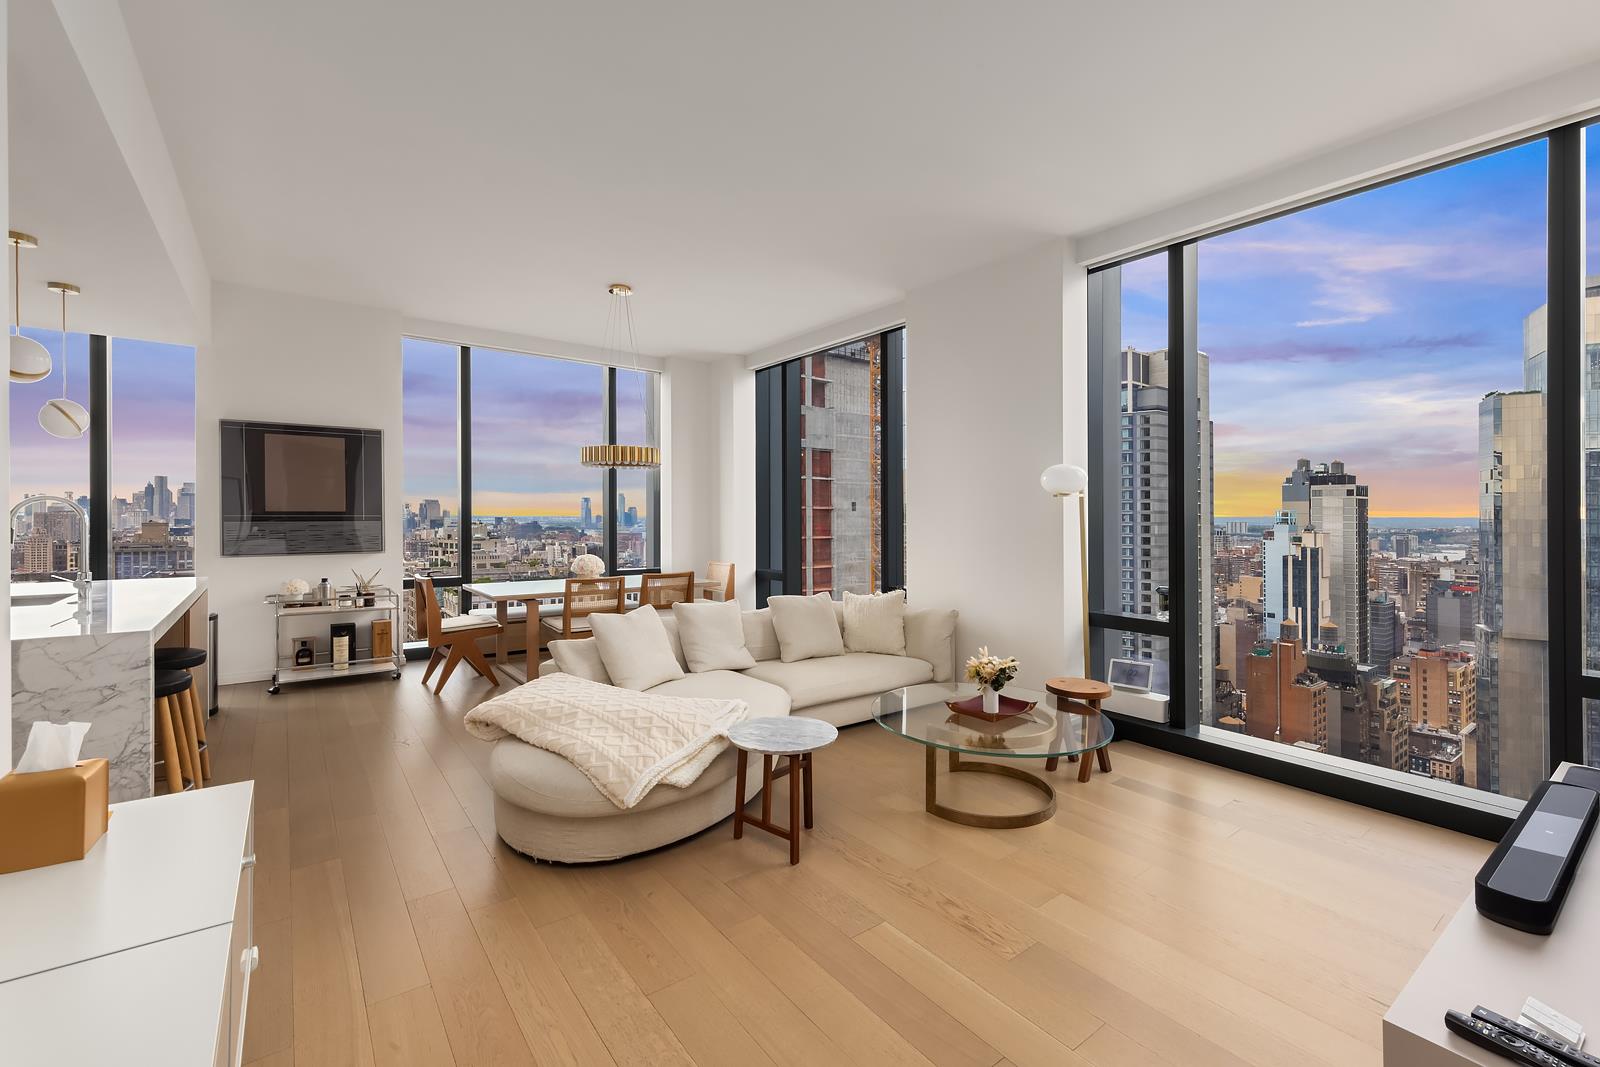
10;331;51;382
39;396;89;438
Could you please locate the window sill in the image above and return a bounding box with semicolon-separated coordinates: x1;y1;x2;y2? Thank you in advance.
1106;713;1521;841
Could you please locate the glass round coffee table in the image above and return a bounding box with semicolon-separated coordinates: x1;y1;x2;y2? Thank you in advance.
871;682;1114;828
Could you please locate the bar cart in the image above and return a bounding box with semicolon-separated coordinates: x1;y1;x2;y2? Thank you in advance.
264;585;405;694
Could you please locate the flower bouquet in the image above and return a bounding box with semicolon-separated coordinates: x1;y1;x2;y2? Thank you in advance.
570;553;606;579
965;646;1019;715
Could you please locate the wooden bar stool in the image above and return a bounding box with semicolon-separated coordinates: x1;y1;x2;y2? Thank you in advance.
154;668;201;793
156;646;210;782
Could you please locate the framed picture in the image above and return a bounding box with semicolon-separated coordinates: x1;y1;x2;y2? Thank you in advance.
1107;658;1154;693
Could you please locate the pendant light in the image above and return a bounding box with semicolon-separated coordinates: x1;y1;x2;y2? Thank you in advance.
38;282;87;438
580;282;661;469
8;231;51;383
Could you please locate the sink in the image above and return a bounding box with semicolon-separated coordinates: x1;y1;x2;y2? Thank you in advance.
10;585;77;606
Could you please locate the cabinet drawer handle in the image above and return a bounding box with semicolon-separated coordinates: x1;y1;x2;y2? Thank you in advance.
241;853;256;869
241;946;259;974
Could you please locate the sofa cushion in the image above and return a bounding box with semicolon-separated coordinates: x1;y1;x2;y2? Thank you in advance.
743;653;932;711
905;607;959;682
672;600;757;673
842;590;907;656
646;669;792;719
589;606;685;691
742;609;782;662
488;668;790;819
768;593;846;662
549;638;611;683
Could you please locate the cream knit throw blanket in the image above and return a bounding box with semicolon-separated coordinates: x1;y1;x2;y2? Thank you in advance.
463;672;750;809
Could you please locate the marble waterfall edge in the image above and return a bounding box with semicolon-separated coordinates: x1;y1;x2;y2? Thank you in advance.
12;632;154;802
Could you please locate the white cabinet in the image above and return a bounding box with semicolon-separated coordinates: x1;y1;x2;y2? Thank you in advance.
0;783;256;1066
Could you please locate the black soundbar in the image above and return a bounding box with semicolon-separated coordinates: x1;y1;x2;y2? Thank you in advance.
1475;779;1598;935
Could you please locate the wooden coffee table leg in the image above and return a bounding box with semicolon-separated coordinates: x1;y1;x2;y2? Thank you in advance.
789;755;802;865
802;752;814;829
733;749;748;838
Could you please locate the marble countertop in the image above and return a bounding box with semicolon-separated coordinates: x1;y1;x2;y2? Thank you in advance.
10;577;208;642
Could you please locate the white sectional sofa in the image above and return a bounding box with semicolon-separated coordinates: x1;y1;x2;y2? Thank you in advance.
488;601;957;862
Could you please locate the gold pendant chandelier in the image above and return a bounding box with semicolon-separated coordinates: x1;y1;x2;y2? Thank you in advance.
580;283;661;469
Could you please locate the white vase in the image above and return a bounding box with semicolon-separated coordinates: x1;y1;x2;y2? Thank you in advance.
982;687;1000;715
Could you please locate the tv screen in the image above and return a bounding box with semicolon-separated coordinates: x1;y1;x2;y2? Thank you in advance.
220;420;384;556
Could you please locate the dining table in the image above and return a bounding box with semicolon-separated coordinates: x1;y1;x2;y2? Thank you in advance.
460;575;649;682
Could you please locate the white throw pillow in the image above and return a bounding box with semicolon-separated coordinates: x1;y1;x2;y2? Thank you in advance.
842;589;907;655
549;638;612;684
588;605;687;691
767;593;846;663
672;600;758;673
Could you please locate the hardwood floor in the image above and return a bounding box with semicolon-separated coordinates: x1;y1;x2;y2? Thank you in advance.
206;662;1490;1067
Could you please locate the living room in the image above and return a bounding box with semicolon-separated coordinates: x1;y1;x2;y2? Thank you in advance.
3;2;1600;1065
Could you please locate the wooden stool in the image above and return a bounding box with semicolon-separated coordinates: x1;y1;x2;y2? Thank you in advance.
154;669;201;793
156;647;210;782
728;718;838;865
1044;677;1114;783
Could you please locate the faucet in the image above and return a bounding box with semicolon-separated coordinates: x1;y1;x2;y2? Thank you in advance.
9;494;93;603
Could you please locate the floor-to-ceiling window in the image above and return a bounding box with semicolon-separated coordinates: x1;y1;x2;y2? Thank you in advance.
1088;126;1597;831
399;338;660;642
9;330;196;582
755;327;905;605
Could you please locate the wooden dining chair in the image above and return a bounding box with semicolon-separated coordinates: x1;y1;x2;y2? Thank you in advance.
414;576;503;694
640;571;696;610
704;561;735;601
538;576;626;642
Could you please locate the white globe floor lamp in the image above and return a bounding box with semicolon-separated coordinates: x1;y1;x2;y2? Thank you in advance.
1041;463;1092;679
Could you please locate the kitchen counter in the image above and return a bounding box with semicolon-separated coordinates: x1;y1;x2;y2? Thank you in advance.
11;577;208;801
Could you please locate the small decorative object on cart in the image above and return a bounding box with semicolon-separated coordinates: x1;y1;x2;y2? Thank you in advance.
293;637;316;669
329;622;356;671
279;577;312;606
965;646;1019;716
571;553;606;578
351;568;381;607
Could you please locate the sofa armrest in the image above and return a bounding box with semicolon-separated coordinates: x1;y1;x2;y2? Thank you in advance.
905;607;958;682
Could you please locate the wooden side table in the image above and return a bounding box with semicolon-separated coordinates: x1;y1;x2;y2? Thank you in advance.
728;718;838;865
1044;677;1114;783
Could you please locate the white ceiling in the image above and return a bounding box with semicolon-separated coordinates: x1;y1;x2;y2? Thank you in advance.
10;0;192;344
83;1;1600;356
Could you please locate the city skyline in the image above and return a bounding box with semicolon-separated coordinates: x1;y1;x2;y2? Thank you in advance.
9;331;197;504
1121;139;1549;518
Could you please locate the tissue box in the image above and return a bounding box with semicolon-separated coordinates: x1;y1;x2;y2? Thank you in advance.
0;759;110;875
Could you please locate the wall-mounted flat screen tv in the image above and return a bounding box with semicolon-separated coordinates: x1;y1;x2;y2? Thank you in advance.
220;419;384;555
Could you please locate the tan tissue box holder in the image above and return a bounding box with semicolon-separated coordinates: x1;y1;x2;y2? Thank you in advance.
0;758;110;875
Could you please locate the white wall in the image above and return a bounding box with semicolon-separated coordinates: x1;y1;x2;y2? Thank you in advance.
659;357;715;574
904;239;1084;690
710;355;757;606
198;283;403;683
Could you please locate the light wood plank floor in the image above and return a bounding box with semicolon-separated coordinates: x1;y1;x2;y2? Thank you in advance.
206;662;1490;1067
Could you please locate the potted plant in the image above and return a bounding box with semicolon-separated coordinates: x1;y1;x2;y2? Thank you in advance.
351;568;381;607
965;646;1019;715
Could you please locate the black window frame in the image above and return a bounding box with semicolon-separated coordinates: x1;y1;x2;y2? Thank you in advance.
1087;121;1596;840
401;343;662;630
755;326;906;607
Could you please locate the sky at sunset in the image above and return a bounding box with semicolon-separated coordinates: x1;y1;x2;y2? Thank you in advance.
1120;137;1571;519
402;338;653;520
9;332;195;507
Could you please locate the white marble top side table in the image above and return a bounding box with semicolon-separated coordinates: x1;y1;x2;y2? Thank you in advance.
726;717;839;865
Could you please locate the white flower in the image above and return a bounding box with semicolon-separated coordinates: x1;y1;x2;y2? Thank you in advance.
570;553;606;578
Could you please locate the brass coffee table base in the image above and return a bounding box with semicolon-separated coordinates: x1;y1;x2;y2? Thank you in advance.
924;748;1056;829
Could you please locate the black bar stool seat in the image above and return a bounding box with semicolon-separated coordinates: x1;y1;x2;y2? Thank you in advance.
155;646;206;671
155;668;193;697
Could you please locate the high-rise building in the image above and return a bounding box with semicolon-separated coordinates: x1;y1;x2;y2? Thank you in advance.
1425;580;1477;647
1369;592;1401;676
1261;510;1296;642
151;475;172;522
1364;676;1410;772
1280;459;1370;664
1393;648;1476;733
1112;346;1214;710
1306;646;1369;762
1243;621;1328;749
1476;388;1548;800
1392;533;1415;558
580;496;592;526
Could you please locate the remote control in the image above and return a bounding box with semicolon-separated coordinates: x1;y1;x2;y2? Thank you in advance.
1446;1010;1567;1066
1474;1008;1600;1067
